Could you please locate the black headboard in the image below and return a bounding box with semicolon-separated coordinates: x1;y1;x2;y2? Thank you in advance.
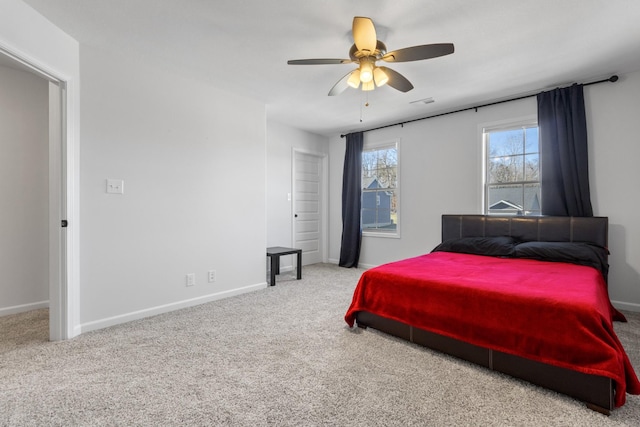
442;215;608;248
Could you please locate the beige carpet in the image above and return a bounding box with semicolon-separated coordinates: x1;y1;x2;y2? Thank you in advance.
1;263;639;426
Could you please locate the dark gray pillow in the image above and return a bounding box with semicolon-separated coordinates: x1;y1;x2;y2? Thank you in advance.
432;236;517;257
514;241;609;277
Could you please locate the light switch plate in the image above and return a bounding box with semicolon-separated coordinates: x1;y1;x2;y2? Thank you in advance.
106;179;124;194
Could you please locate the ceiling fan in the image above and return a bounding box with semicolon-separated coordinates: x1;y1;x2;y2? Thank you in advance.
287;17;454;96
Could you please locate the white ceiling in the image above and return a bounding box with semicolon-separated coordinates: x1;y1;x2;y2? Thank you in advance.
21;0;640;136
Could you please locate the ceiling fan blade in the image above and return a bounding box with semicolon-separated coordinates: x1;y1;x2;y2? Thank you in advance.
378;67;414;92
328;71;355;96
352;17;377;55
382;43;454;62
288;58;352;65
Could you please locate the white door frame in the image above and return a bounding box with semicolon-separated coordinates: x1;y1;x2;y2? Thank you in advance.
292;148;329;264
0;47;76;341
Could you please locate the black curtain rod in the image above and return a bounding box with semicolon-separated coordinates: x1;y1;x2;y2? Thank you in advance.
340;75;619;138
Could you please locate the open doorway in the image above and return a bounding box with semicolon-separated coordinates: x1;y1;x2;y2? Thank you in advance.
0;50;68;341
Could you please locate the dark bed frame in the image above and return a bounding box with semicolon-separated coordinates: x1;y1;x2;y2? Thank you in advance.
355;214;614;414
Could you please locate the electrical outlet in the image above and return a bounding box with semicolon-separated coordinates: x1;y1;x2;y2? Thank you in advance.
208;270;216;283
186;273;195;287
106;179;124;194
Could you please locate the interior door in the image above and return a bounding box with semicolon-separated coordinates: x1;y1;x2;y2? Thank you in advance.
49;80;67;341
293;151;323;265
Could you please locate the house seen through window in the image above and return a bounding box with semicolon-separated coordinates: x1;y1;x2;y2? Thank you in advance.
484;123;540;216
362;141;399;235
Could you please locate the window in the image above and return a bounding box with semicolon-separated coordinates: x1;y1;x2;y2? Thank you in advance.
484;123;540;216
362;140;399;236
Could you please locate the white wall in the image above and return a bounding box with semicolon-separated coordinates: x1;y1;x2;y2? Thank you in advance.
329;97;535;266
266;120;329;270
79;46;267;330
0;65;49;315
586;71;640;311
1;0;268;335
329;70;640;311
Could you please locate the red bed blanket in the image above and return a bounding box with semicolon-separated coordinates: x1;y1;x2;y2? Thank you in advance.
344;252;640;407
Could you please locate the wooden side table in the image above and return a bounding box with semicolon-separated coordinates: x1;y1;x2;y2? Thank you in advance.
266;247;302;286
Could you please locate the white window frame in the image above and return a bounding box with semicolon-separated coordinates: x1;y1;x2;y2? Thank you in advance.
362;138;400;239
481;115;540;216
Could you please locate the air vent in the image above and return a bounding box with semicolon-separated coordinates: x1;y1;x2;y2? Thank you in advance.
410;97;435;105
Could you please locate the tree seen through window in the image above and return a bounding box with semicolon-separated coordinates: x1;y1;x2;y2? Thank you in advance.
485;125;540;215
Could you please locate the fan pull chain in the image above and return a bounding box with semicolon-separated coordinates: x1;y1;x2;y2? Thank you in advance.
359;91;371;123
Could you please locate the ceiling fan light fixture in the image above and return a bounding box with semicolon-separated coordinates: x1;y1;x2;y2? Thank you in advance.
362;81;375;91
347;69;361;88
287;17;454;96
359;61;374;83
373;67;389;87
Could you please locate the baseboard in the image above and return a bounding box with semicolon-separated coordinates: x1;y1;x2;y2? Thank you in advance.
357;262;377;270
611;300;640;313
79;282;267;333
0;300;49;317
272;265;294;273
327;258;374;269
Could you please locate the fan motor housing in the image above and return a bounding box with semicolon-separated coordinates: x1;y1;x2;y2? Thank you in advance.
349;41;387;60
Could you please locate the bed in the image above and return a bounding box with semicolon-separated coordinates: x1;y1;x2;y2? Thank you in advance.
344;215;640;414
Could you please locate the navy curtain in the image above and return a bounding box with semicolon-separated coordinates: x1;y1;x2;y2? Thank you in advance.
339;132;363;268
537;84;593;216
